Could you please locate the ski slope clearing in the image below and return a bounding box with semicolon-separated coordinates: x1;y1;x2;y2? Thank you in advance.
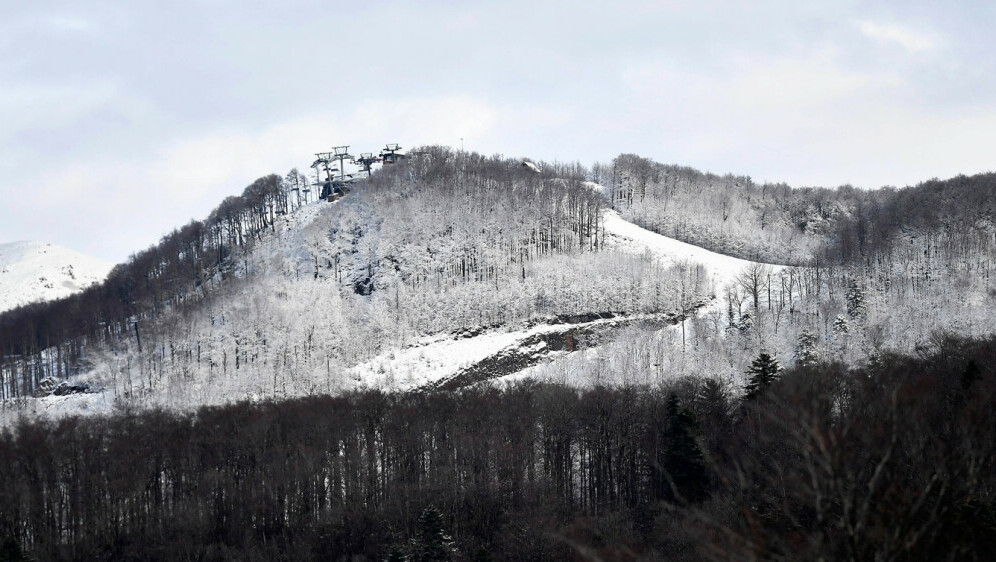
345;312;686;392
601;209;774;294
0;241;114;313
584;180;782;292
481;196;791;389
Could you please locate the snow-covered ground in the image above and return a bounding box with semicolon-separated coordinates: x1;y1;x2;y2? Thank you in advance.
0;241;114;313
584;181;775;292
345;196;784;391
602;209;770;292
0;190;785;425
485;198;789;388
344;312;676;392
0;392;117;427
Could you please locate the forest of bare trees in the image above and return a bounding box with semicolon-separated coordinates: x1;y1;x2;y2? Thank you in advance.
2;335;994;560
605;154;996;269
0;174;296;399
2;148;689;404
1;148;996;559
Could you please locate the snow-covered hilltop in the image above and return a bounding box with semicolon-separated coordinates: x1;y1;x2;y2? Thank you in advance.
0;241;114;313
2;148;996;426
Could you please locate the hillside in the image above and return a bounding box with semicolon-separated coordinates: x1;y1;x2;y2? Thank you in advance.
604;154;996;266
2;149;995;423
1;150;719;417
0;241;113;314
2;148;996;560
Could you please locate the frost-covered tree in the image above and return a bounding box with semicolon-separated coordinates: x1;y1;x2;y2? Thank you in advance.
845;278;866;320
796;330;819;367
832;314;848;336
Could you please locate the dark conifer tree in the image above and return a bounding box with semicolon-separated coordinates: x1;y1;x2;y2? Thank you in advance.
962;360;982;390
744;352;780;401
0;536;25;562
387;544;408;562
411;505;453;562
695;378;733;457
664;394;709;503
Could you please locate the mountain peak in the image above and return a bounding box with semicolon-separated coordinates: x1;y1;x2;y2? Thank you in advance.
0;241;114;313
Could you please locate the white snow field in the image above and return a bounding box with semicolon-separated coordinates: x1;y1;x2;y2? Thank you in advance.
0;241;114;313
0;392;117;426
344;312;675;392
601;209;772;293
585;181;775;294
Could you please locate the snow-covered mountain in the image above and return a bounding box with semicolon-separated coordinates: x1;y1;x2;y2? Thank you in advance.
2;150;995;426
0;241;114;313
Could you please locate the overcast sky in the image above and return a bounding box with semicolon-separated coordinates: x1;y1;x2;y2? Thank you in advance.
2;0;994;263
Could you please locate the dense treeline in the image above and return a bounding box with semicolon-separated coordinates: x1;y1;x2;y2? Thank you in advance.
330;146;605;291
2;335;994;560
0;148;609;401
66;148;692;408
605;154;996;267
0;174;290;399
0;148;629;410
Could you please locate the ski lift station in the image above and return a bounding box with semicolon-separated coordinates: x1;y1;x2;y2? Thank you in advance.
311;143;406;202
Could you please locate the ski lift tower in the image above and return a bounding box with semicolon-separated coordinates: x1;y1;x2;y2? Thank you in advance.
380;143;404;165
354;152;379;177
332;146;353;181
312;152;338;188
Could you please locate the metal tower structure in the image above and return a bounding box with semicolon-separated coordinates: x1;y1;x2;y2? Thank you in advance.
332;146;353;181
312;153;338;188
354;152;379;177
380;143;403;165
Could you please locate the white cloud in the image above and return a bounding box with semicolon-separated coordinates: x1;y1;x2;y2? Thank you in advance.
0;81;122;141
11;95;501;261
48;15;96;33
620;48;898;144
152;95;499;201
857;21;938;53
1;1;993;261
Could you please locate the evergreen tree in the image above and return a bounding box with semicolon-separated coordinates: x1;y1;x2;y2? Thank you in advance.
962;360;982;390
737;311;753;335
0;536;25;562
845;278;866;320
744;352;781;401
832;314;848;337
696;378;733;454
832;315;849;353
664;393;710;503
411;505;454;562
386;544;407;562
796;330;819;367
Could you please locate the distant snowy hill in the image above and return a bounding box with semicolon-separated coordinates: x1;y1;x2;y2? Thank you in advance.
0;241;114;313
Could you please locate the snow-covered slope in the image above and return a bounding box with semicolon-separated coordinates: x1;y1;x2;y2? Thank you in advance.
335;198;783;393
0;241;114;313
0;185;785;425
602;208;770;292
583;181;773;292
